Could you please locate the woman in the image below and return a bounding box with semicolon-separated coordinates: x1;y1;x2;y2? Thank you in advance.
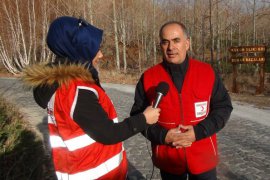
22;16;160;180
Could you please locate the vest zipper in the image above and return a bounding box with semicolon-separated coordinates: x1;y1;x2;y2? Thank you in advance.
178;94;185;126
179;93;189;173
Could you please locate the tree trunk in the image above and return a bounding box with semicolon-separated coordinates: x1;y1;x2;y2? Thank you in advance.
88;0;93;24
32;0;37;62
216;0;220;73
121;0;127;73
16;0;28;66
209;0;214;67
253;0;256;45
112;0;120;71
41;0;48;62
201;15;205;62
137;28;142;73
153;0;157;65
238;15;241;46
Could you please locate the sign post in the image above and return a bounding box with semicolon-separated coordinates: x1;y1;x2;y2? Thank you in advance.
229;45;267;94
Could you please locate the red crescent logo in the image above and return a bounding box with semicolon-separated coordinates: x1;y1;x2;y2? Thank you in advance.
200;105;204;112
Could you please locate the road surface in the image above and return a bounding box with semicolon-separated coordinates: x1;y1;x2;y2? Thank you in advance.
0;78;269;180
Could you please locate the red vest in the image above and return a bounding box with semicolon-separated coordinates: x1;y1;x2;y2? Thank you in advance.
143;59;217;175
47;80;127;180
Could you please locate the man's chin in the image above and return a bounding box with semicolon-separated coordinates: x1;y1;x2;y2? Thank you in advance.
165;58;182;64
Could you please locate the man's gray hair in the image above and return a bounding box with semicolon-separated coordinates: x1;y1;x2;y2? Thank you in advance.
159;21;189;39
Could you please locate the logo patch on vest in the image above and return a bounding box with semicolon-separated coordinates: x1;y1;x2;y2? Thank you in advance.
194;101;207;118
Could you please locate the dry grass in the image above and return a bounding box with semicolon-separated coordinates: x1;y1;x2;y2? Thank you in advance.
99;68;141;85
219;73;270;108
0;97;55;180
230;93;270;109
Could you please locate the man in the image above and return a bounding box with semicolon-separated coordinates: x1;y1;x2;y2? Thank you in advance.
130;21;233;180
22;16;160;180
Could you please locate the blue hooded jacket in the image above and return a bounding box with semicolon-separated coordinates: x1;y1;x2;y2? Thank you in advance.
47;16;103;64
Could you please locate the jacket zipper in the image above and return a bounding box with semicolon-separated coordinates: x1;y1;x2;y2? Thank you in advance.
178;93;189;172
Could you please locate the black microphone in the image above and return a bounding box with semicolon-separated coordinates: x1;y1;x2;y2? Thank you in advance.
153;82;169;108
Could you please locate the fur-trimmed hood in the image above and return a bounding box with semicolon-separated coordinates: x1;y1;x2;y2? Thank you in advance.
22;63;94;88
21;63;95;109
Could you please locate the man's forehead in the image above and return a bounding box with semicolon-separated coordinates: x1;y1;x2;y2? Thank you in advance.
161;37;180;41
161;28;185;40
161;25;184;38
162;23;183;32
161;31;183;40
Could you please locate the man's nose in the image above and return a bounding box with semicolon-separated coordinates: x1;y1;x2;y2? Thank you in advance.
168;42;173;50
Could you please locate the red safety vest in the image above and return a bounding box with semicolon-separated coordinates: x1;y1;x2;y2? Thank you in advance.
143;59;217;175
47;80;127;180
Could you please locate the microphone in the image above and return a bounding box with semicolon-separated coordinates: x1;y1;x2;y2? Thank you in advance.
153;82;169;108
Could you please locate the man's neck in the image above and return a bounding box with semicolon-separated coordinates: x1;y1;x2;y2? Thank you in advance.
162;56;189;73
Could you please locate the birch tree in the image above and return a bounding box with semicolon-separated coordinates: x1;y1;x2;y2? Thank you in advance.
216;0;221;73
120;0;127;73
153;0;157;65
209;0;214;67
112;0;120;71
252;0;257;45
0;0;270;75
88;0;93;24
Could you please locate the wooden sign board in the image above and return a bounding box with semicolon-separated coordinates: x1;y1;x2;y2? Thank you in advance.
229;45;267;94
231;57;265;64
229;46;266;53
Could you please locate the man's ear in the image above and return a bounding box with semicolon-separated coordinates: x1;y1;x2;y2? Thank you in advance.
185;38;190;51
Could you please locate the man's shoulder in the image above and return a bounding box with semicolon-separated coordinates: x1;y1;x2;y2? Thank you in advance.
189;58;213;70
189;58;215;80
144;63;163;74
190;58;209;66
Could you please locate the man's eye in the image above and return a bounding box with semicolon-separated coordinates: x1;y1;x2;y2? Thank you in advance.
161;41;169;45
173;39;180;43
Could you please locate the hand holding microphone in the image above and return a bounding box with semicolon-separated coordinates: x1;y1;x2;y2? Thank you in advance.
143;106;160;124
153;82;169;108
143;82;169;124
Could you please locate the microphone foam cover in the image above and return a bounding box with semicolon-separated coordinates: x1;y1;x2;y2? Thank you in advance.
156;82;169;96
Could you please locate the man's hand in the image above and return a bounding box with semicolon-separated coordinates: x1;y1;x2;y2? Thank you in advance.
172;125;196;148
164;128;181;144
164;125;196;148
143;106;161;124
